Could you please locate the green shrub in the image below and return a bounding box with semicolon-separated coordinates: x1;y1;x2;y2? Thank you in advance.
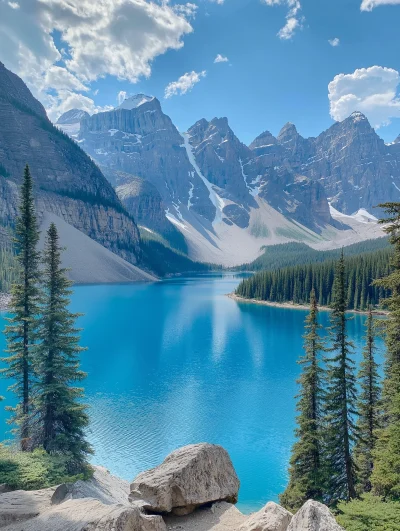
0;446;93;490
336;494;400;531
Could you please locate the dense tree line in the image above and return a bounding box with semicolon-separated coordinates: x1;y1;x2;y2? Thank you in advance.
1;165;90;473
281;203;400;511
236;249;392;310
0;245;17;293
237;239;390;272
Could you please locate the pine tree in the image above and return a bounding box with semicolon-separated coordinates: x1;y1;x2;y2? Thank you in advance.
2;165;40;450
323;250;358;503
34;223;92;471
354;307;381;493
280;289;324;510
371;203;400;498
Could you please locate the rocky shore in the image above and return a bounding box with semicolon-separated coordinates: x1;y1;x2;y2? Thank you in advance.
0;443;344;531
0;293;10;312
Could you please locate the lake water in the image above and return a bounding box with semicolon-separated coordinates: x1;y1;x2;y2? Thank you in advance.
0;274;384;513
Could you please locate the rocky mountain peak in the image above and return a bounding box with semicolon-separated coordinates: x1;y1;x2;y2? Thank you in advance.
56;108;90;125
277;122;299;144
116;94;155;110
249;130;278;150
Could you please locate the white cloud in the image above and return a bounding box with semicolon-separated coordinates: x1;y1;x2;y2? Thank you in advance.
361;0;400;10
328;66;400;128
214;54;229;63
164;70;206;98
117;90;127;105
0;0;195;120
329;37;340;47
263;0;302;40
278;17;299;39
47;90;113;121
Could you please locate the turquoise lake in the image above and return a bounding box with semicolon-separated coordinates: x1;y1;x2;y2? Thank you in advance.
0;274;384;513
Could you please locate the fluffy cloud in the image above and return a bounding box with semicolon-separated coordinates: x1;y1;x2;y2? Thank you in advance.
164;70;206;98
361;0;400;10
328;66;400;128
0;0;195;120
263;0;302;39
214;54;229;63
329;38;340;47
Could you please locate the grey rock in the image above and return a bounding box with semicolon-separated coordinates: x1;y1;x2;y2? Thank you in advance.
79;98;214;222
129;443;240;515
62;465;131;506
116;176;187;253
0;498;166;531
0;62;141;266
240;502;292;531
0;486;58;527
299;112;400;215
287;500;344;531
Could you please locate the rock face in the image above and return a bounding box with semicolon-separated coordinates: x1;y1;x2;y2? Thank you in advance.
79;97;214;222
240;502;293;531
129;443;240;515
56;109;89;138
299;112;400;215
287;500;344;531
0;62;141;266
116;176;187;253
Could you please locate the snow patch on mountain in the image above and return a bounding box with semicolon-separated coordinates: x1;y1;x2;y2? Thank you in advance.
182;132;225;225
117;94;154;110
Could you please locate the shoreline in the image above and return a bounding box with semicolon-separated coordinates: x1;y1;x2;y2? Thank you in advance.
0;293;11;313
227;293;388;316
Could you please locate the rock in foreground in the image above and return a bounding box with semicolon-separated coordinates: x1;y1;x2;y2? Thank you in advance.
129;443;240;515
287;500;344;531
1;498;166;531
240;501;293;531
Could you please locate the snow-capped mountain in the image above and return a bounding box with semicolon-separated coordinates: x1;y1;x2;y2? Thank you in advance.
56;108;90;137
117;94;155;110
54;97;396;265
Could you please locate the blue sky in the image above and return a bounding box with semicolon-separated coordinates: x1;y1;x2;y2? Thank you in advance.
2;0;400;143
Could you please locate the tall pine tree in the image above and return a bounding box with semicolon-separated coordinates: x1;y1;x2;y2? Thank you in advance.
354;307;381;493
2;165;40;450
280;289;324;510
371;203;400;499
323;250;358;503
34;223;92;471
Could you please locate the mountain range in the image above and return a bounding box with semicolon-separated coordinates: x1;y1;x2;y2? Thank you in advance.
56;92;395;265
0;60;394;274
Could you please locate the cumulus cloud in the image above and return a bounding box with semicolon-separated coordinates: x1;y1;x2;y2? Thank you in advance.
328;66;400;128
263;0;302;39
361;0;400;10
164;70;206;98
329;37;340;47
214;54;229;63
0;0;195;120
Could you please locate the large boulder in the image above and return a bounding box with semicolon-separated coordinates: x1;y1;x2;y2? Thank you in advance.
0;498;166;531
240;502;292;531
129;443;240;515
287;500;344;531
